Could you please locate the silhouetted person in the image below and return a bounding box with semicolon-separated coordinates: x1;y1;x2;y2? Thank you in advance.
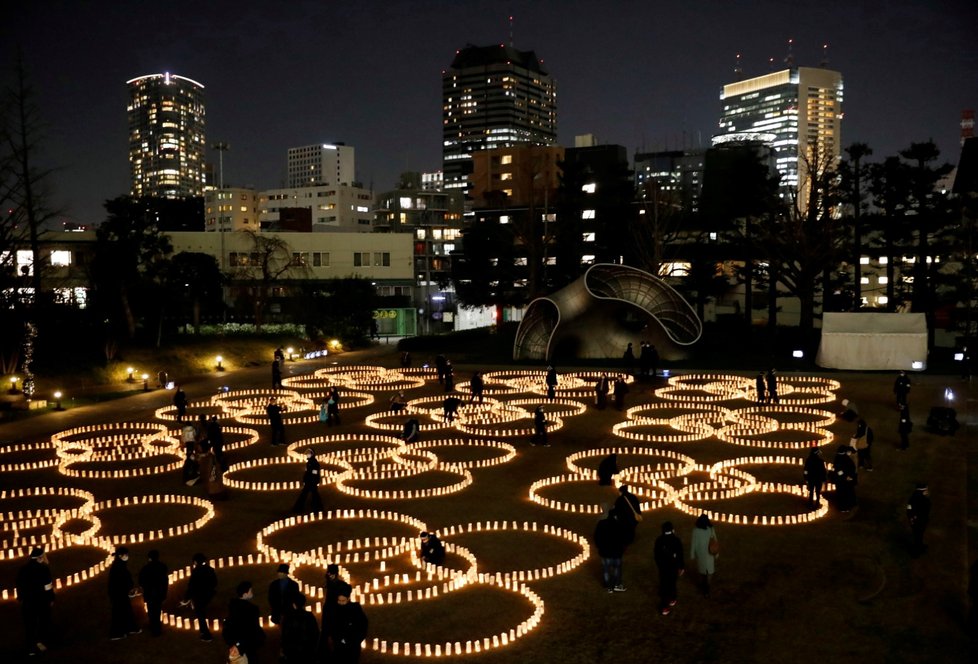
223;581;265;660
173;386;188;422
597;453;618;486
907;483;931;556
16;547;55;656
108;547;139;640
138;549;169;636
268;564;300;626
292;449;323;514
419;532;445;565
653;522;685;616
182;553;218;641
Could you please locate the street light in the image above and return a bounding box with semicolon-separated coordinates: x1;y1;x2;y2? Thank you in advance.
53;391;63;411
8;376;18;394
142;373;149;392
212;142;230;189
127;367;136;383
216;355;225;372
286;347;294;361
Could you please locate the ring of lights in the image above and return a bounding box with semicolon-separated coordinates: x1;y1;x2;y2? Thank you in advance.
223;456;354;491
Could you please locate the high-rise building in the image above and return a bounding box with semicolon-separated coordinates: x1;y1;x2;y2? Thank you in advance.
442;44;557;191
287;143;356;188
127;72;206;198
634;149;706;213
716;66;842;210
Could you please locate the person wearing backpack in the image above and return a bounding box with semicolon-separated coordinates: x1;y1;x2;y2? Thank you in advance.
689;514;718;597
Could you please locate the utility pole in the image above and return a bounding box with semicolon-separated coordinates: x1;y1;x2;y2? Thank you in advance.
212;142;230;189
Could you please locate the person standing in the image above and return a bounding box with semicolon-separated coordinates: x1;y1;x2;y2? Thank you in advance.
766;369;779;404
181;421;200;486
638;342;650;378
622;343;635;373
292;449;324;514
898;405;913;450
755;372;766;404
329;584;368;664
531;405;549;446
597;453;618;486
613;484;642;546
545;366;558;400
16;546;55;656
108;547;139;640
444;360;455;392
272;359;283;389
207;415;226;469
173;385;188;422
470;372;485;404
326;388;341;427
653;522;685;616
594;374;610;410
894;371;911;407
648;344;660;378
223;581;265;661
319;564;345;659
199;442;227;501
852;418;874;471
803;447;827;507
182;553;218;641
281;593;319;663
689;514;718;597
613;376;629;411
907;483;931;557
435;354;447;384
268;564;300;627
137;549;169;637
832;445;858;513
594;510;627;593
419;532;446;565
267;397;286;446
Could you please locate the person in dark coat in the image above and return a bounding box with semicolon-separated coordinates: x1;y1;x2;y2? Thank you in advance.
898;405;913;450
470;372;485;404
444;360;455;392
206;415;226;468
755;372;766;404
224;581;265;660
597;453;618;486
329;584;368;664
293;449;324;514
268;564;300;626
182;553;218;641
765;369;779;404
435;354;447;383
648;344;660;378
594;510;627;592
613;376;629;411
137;549;169;636
545;366;558;400
108;547;139;640
326;388;341;426
894;371;911;407
173;385;188;422
803;447;827;507
531;405;549;446
443;395;462;423
832;445;858;512
907;483;931;556
267;397;287;446
594;374;609;409
319;564;345;658
613;485;642;546
853;418;874;471
622;343;635;373
16;546;55;656
401;418;420;443
272;359;283;389
281;592;319;663
419;531;446;565
653;522;685;615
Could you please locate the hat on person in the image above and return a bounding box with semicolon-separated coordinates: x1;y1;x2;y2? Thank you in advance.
30;547;44;559
277;563;290;574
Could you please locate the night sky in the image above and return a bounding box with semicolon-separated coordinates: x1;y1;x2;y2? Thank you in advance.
6;0;976;225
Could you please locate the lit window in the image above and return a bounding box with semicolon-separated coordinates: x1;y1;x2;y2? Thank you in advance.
859;256;870;265
878;256;888;265
416;229;427;239
659;262;691;277
399;196;412;209
709;232;717;241
500;215;510;224
878;277;888;285
582;232;595;242
501;155;513;165
582;210;596;220
860;277;869;285
878;296;889;305
16;250;33;275
582;183;596;194
514;257;527;266
582;254;596;264
50;250;71;266
500;173;512;181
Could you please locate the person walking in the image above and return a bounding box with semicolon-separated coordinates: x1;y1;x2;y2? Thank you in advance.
689;514;718;597
765;369;779;404
173;385;188;422
803;447;827;507
594;509;627;593
326;388;341;427
470;372;485;404
267;397;286;446
272;359;283;389
594;374;610;410
281;593;319;663
832;445;858;513
653;522;685;615
755;372;766;404
648;344;660;378
907;483;931;557
181;421;201;486
894;371;911;407
613;376;629;411
328;584;368;664
137;549;169;637
597;453;618;486
223;581;265;661
108;547;140;640
613;484;643;546
531;405;549;446
182;553;218;641
545;366;558;400
898;405;913;451
292;449;324;514
16;547;55;656
268;564;300;627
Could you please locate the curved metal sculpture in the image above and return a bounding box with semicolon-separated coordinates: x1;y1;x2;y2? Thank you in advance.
513;264;702;361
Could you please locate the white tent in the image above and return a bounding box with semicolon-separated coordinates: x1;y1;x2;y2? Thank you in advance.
816;313;928;371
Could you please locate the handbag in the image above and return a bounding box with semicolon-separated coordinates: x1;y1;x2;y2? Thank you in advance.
708;530;720;556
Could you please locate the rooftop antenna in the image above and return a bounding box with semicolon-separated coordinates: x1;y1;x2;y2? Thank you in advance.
734;53;743;80
784;38;795;67
509;15;514;47
820;43;830;67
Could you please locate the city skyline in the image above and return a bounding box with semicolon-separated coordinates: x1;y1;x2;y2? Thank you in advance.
6;0;976;225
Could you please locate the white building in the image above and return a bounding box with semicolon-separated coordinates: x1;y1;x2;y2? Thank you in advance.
259;185;374;232
287;143;356;188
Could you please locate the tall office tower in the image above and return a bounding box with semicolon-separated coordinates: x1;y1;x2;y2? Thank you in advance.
442;44;557;191
287;143;356;188
717;66;842;211
127;72;206;198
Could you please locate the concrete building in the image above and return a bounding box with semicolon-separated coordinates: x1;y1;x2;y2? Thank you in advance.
442;44;557;191
127;72;206;198
258;185;374;232
287;143;356;188
204;187;261;232
717;66;843;211
634;149;705;213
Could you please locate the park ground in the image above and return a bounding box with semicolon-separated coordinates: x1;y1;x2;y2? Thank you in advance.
0;343;974;664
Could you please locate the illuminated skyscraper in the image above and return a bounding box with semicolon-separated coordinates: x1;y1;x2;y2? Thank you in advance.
442;44;557;190
127;72;206;198
716;66;842;210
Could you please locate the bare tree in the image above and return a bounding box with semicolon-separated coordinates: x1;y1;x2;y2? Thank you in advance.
234;230;304;331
